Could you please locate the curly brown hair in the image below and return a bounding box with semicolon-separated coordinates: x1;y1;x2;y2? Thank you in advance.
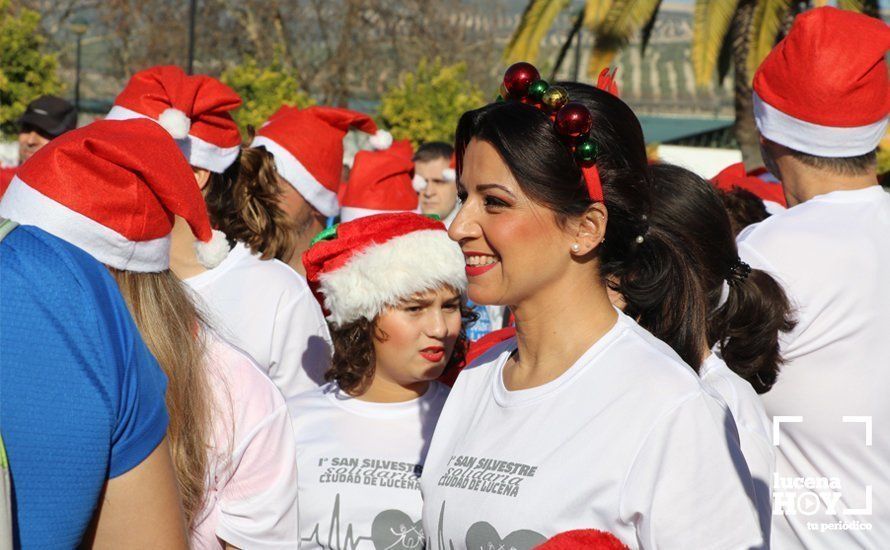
327;297;477;395
204;147;297;262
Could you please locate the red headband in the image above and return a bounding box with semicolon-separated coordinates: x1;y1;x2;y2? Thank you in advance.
498;62;604;203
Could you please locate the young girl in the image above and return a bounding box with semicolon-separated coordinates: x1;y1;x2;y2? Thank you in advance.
615;162;796;542
107;65;332;400
420;64;763;549
4;119;301;549
291;213;471;549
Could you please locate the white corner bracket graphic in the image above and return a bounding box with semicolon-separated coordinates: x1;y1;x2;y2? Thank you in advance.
842;416;873;447
772;416;803;447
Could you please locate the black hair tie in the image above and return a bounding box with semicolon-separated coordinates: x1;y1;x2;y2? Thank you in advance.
726;258;752;287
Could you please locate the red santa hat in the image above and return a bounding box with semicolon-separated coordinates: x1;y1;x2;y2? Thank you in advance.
302;212;466;327
339;150;424;222
388;139;415;161
0;119;228;271
105;65;243;173
251;106;393;218
753;7;890;157
711;162;787;210
537;530;628;550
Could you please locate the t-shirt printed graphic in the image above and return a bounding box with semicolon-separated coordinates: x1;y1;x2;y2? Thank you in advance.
421;311;763;550
290;382;449;550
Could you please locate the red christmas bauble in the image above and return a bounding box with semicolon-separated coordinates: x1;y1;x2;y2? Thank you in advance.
503;62;541;99
555;102;593;139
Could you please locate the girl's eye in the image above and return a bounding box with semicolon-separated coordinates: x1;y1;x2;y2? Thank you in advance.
443;301;460;311
405;306;423;313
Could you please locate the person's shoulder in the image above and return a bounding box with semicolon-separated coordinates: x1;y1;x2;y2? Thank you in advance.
232;250;313;298
2;225;120;302
608;315;705;397
205;331;286;412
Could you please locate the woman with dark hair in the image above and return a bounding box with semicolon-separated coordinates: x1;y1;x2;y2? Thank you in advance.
290;213;474;549
420;65;763;549
614;162;796;542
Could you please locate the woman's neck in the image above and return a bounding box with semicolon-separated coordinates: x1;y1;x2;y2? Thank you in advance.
505;267;618;391
169;216;207;280
353;374;430;403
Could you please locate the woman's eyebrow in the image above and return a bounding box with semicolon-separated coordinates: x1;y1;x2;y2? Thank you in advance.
476;183;515;197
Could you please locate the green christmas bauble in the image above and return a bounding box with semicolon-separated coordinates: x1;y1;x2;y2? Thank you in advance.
528;79;550;101
575;139;598;163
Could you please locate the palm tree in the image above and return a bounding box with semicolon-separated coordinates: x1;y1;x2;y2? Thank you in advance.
505;0;880;168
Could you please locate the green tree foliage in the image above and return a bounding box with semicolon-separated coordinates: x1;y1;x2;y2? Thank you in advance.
0;0;63;137
221;56;314;138
378;58;485;147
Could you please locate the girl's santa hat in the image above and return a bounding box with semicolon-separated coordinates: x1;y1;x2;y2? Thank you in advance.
538;530;628;550
0;119;228;271
302;213;466;327
105;65;243;173
340;150;424;222
251;106;393;218
753;7;890;157
711;162;787;214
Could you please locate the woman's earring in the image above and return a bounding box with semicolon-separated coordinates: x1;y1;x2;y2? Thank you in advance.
571;243;581;253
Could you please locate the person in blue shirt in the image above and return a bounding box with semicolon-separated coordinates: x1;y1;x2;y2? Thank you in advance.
0;222;187;548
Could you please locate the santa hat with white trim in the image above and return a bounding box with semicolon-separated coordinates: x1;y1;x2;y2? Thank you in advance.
753;7;890;158
339;150;424;223
302;212;466;327
106;65;242;173
251;106;393;218
0;118;229;271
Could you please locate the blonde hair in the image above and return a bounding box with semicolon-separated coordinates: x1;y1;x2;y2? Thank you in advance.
109;268;212;528
204;147;297;262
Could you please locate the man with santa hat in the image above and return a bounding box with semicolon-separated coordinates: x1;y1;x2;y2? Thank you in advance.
737;7;890;548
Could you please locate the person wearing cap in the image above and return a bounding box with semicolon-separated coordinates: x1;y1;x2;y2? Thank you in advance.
291;212;472;549
737;7;890;548
711;162;787;235
250;105;394;273
338;148;425;222
415;142;460;228
0;95;78;196
0;118;300;548
108;65;333;400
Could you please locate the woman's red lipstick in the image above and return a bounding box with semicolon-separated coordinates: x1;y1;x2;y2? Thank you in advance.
464;253;499;277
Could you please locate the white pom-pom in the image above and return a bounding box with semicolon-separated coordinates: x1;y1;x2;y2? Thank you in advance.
194;229;229;269
158;108;191;140
442;168;456;182
412;174;428;192
368;129;393;150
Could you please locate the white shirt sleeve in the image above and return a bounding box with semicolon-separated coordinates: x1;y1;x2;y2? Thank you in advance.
215;403;300;550
619;393;763;550
267;285;333;400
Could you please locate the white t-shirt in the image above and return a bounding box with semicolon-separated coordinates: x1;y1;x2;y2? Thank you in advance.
289;382;449;550
699;352;774;543
185;242;333;400
738;185;890;549
421;311;762;550
191;332;300;550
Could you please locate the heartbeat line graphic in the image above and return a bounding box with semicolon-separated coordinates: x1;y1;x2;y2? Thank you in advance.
301;494;373;550
426;501;455;550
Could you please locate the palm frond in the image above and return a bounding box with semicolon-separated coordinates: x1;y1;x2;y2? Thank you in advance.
811;0;830;6
691;0;739;88
503;0;571;65
838;0;880;16
745;0;794;83
583;0;614;29
588;0;662;78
